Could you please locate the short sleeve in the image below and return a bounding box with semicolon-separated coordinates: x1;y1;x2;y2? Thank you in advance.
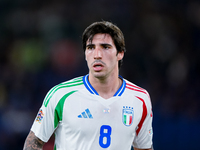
31;91;57;142
133;92;153;149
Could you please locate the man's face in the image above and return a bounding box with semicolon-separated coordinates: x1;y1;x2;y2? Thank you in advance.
85;33;124;79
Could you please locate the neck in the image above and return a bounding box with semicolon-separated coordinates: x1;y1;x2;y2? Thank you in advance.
88;73;122;99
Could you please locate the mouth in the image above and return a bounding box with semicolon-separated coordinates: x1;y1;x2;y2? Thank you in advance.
93;63;103;67
92;62;104;71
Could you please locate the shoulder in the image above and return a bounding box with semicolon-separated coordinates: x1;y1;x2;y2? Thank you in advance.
124;79;153;119
124;79;150;97
124;79;152;106
43;76;85;107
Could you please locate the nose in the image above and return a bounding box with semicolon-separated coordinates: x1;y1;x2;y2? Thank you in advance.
94;47;102;59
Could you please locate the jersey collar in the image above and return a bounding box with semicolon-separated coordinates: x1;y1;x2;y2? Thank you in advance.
83;74;126;97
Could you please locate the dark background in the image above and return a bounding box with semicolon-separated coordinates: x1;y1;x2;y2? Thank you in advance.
0;0;200;150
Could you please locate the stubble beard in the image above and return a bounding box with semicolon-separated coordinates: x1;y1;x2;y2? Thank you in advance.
91;71;107;80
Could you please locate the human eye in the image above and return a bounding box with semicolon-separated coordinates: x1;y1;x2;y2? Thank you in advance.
104;46;109;49
102;44;111;50
86;45;95;50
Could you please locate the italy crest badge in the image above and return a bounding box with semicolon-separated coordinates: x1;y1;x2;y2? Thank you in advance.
122;106;134;126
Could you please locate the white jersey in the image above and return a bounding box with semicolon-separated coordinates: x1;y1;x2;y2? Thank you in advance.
31;74;153;150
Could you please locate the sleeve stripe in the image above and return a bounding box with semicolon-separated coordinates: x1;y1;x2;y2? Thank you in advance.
126;83;145;91
126;86;147;95
135;96;147;136
54;90;77;128
43;79;83;107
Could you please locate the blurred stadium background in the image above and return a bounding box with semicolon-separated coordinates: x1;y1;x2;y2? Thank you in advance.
0;0;200;150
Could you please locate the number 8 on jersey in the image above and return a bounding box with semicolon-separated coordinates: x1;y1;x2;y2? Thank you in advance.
99;125;112;148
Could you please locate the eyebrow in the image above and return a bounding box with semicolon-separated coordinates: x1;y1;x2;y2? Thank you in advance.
86;44;95;48
101;43;112;47
86;43;112;48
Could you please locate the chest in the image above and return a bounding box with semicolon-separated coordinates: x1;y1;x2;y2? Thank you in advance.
61;92;143;136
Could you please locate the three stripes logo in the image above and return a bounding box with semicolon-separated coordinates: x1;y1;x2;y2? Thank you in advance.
78;108;93;119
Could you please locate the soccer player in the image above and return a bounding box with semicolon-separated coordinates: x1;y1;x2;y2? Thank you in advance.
23;21;153;150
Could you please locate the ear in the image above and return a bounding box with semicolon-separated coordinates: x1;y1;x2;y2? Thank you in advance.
117;51;124;61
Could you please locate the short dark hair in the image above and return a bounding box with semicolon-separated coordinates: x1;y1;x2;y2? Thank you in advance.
82;21;126;68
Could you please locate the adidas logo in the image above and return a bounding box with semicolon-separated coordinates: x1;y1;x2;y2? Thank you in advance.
78;108;93;118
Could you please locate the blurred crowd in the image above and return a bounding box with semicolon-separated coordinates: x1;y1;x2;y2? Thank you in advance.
0;0;200;150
